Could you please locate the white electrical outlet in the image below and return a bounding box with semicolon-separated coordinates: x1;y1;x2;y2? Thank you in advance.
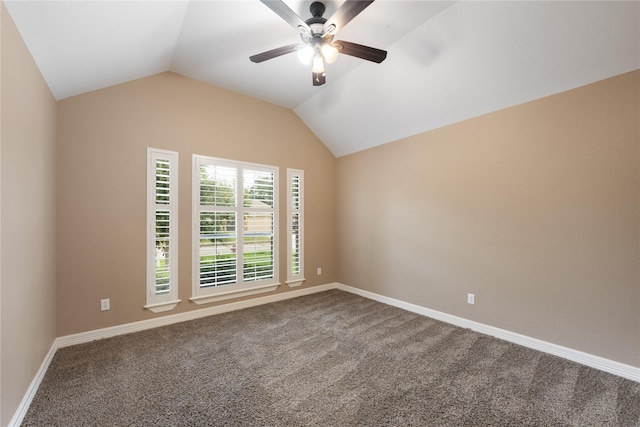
100;298;110;311
317;267;322;276
467;293;475;305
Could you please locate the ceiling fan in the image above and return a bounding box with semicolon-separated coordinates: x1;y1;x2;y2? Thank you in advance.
250;0;387;86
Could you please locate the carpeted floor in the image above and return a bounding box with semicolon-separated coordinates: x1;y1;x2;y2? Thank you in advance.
23;290;640;426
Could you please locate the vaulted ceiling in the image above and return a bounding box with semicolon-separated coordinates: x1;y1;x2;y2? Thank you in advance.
4;1;639;157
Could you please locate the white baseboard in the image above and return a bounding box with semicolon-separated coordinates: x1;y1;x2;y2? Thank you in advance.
11;281;639;425
334;283;640;383
8;343;57;427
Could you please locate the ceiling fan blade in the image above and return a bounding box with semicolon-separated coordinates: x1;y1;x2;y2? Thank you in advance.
250;44;300;63
312;72;326;86
325;0;374;35
334;40;387;63
260;0;310;33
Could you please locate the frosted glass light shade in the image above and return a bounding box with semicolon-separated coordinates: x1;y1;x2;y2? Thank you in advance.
297;46;314;65
321;44;338;63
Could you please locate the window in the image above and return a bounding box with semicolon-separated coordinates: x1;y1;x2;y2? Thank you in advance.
146;148;180;313
192;155;279;304
286;169;304;287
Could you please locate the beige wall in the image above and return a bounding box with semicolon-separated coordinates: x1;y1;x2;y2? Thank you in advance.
337;70;640;367
56;72;338;336
0;3;58;425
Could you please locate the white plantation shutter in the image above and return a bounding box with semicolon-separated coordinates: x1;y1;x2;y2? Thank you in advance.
199;211;237;286
291;212;301;274
243;169;274;207
146;148;180;312
243;211;275;281
243;169;275;282
154;210;171;294
286;169;304;287
193;156;279;303
200;164;237;207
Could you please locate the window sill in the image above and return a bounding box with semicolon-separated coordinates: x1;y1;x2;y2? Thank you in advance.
285;279;305;288
144;299;181;313
190;282;281;305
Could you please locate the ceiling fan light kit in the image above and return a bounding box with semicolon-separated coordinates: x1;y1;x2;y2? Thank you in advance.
250;0;387;86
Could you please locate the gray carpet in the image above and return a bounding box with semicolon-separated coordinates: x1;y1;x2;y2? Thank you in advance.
23;290;640;426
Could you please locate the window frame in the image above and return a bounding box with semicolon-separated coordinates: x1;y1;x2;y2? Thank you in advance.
286;168;305;287
145;148;180;313
191;155;280;305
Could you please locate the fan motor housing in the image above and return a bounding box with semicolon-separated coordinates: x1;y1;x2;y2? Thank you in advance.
306;2;327;26
309;2;325;18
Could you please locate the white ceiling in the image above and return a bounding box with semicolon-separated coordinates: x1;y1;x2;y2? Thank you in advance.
4;1;640;157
